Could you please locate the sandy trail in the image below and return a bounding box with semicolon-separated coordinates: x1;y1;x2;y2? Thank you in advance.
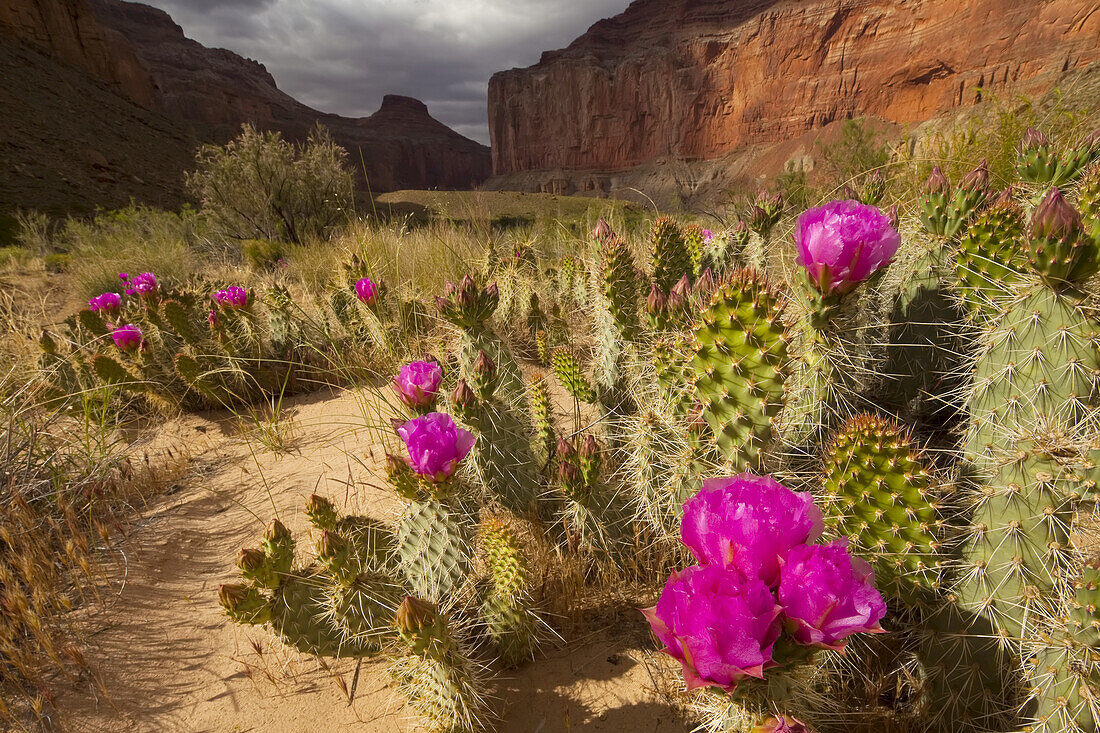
57;388;685;733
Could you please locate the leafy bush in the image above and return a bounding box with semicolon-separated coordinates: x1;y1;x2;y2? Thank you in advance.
188;124;355;246
242;238;289;271
43;253;69;273
816;117;891;184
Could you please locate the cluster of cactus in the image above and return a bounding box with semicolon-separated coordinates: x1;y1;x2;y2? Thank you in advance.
38;277;305;411
211;124;1100;733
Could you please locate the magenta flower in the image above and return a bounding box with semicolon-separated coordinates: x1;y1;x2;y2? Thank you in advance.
642;564;782;691
355;276;377;305
207;309;218;328
88;292;122;314
795;200;899;295
111;324;143;352
393;361;443;410
213;286;249;309
681;474;823;586
702;229;714;242
396;412;475;482
778;540;887;651
124;272;158;297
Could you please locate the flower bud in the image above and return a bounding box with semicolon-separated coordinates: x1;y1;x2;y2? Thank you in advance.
668;274;692;311
218;583;271;624
921;166;950;196
592;218;614;242
1028;187;1088;282
451;379;478;418
693;268;716;303
473;350;498;399
305;494;339;531
646;284;666;317
237;548;266;573
265;518;291;544
396;596;445;655
1021;126;1050;151
959;159;990;193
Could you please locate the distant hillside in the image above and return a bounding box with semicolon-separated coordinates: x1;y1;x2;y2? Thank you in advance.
0;0;491;216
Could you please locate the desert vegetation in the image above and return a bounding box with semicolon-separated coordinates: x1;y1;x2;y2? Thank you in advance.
2;106;1100;733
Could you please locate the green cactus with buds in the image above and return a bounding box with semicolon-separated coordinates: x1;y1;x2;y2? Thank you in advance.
690;268;790;472
955;190;1030;320
650;216;692;292
391;597;492;733
820;415;944;600
551;347;598;405
478;518;538;667
1018;127;1100;187
919;162;990;238
529;376;555;467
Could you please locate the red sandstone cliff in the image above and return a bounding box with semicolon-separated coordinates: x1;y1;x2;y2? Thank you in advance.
488;0;1100;182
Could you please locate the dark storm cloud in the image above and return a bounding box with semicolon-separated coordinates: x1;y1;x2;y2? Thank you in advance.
141;0;630;145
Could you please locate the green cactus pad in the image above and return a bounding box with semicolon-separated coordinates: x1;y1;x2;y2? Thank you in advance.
479;518;537;667
162;299;204;347
551;347;598;404
269;570;370;657
690;268;790;471
821;415;944;599
650;216;692;292
322;572;404;651
77;308;110;338
956;199;1029;320
600;235;641;339
396;500;472;602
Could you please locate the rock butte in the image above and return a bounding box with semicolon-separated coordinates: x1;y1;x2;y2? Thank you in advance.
488;0;1100;194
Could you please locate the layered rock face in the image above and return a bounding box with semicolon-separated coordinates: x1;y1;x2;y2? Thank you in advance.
88;0;491;191
0;0;156;106
489;0;1100;181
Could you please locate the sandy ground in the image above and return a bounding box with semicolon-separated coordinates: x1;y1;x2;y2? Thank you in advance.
54;387;686;733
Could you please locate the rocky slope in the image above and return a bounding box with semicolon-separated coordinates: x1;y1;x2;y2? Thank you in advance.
0;0;156;107
488;0;1100;195
87;0;491;191
0;0;490;215
0;30;196;214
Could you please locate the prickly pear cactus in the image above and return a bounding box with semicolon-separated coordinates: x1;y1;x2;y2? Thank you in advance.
391;597;492;733
395;497;473;602
551;347;598;405
820;415;944;600
955;190;1029;321
689;268;790;472
478;517;538;667
650;216;692;292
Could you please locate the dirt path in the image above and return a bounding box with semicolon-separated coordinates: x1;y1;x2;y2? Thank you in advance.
57;388;685;733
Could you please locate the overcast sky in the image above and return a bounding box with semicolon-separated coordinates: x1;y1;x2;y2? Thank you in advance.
141;0;630;145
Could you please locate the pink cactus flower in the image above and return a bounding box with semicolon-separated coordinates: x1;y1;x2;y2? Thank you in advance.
88;292;122;314
213;286;249;309
355;276;377;305
778;539;887;651
393;360;443;410
681;474;823;586
795;200;900;294
124;272;158;297
207;309;218;328
642;563;782;691
702;229;714;243
396;412;475;482
111;324;143;352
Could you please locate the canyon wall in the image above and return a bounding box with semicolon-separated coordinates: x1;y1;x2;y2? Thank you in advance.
488;0;1100;189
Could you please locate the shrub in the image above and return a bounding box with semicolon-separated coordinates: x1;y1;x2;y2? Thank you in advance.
242;238;289;271
43;253;69;273
188;123;355;246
